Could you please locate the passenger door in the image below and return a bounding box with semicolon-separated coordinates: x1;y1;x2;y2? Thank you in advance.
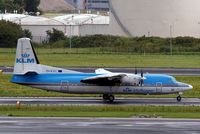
156;82;162;93
61;81;69;92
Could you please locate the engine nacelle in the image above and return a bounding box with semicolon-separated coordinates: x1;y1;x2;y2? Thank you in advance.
121;74;141;86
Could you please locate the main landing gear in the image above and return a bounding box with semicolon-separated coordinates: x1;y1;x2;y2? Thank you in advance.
103;94;115;103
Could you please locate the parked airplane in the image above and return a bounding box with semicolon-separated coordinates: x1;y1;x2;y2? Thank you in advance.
11;38;193;102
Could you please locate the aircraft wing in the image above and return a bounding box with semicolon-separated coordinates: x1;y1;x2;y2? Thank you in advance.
80;73;126;86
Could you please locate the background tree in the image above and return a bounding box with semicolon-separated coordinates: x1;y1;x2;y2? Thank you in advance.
24;0;40;13
23;29;32;39
0;0;40;14
0;0;4;11
0;20;31;48
0;0;25;13
46;28;65;42
13;0;25;13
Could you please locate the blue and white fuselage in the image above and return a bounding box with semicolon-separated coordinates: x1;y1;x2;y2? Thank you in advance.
11;73;192;95
11;38;193;102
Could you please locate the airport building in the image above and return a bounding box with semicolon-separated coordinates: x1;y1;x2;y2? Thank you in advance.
0;13;109;43
2;0;200;43
65;0;110;11
86;0;109;11
109;0;200;38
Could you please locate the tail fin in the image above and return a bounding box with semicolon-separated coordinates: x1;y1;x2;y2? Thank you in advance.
13;38;39;75
13;38;83;75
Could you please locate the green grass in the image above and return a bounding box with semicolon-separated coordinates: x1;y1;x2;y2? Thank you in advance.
0;48;200;68
0;105;200;118
0;74;200;97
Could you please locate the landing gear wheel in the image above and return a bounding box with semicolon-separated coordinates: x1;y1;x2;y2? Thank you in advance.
103;94;109;100
177;95;182;102
102;94;115;103
108;95;115;103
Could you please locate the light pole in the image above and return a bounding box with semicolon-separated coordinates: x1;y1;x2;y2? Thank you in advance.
170;24;173;55
69;24;72;54
198;22;200;37
69;15;74;54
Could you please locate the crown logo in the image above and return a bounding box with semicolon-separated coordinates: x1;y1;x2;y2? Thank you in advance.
21;53;30;58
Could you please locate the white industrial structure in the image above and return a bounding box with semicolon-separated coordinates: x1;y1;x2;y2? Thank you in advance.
109;0;200;37
2;0;200;43
0;13;109;42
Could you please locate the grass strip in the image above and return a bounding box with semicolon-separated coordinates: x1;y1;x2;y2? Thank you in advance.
1;48;200;68
0;105;200;118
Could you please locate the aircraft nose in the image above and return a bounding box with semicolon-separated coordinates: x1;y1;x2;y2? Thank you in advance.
188;84;193;90
178;82;193;90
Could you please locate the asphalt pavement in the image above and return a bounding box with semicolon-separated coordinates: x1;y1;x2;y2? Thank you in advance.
0;117;199;134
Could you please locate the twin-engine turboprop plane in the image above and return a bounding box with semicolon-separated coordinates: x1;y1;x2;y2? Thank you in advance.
11;38;193;102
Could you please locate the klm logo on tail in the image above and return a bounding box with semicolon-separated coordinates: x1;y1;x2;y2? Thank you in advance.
16;53;35;63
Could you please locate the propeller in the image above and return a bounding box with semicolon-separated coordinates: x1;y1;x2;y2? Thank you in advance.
134;67;145;86
135;67;138;74
140;69;144;86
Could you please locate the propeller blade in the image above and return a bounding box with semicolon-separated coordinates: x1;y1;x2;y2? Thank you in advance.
141;69;143;78
135;67;137;74
140;69;144;86
140;79;143;86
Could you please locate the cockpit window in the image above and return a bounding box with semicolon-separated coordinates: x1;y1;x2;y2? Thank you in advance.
170;77;176;83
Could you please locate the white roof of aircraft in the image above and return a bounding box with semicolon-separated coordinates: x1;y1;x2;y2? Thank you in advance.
0;13;109;25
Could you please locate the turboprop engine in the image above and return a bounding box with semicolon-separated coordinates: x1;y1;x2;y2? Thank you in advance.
121;74;143;86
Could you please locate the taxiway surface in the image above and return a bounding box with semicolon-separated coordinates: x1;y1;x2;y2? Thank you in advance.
0;97;200;106
0;117;199;134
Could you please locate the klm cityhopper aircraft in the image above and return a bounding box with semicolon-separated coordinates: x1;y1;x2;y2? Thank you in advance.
11;38;193;102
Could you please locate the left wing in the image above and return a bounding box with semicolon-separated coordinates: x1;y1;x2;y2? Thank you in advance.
81;68;145;86
80;73;126;86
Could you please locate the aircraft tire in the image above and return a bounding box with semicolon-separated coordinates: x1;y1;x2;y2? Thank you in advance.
108;95;115;103
103;94;109;100
177;95;182;102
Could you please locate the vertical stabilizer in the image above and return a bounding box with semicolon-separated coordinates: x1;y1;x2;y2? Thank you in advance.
13;38;39;75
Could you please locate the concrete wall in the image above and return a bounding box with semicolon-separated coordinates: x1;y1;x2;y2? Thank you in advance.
109;0;200;37
79;24;110;36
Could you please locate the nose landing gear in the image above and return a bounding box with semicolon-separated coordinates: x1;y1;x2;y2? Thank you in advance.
176;95;182;102
177;92;183;102
103;94;115;103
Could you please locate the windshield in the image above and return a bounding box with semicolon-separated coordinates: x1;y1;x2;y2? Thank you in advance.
170;77;177;83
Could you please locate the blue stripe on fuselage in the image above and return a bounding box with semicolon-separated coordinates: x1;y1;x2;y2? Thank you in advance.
144;74;177;86
11;73;178;86
11;73;97;84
